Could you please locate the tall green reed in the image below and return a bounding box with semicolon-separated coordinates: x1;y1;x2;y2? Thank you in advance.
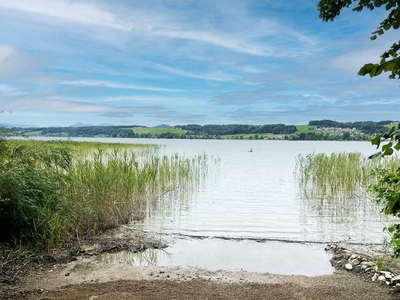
295;152;400;219
0;140;210;250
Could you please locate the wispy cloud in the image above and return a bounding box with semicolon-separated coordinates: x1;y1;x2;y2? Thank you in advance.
0;0;129;30
0;45;48;78
0;84;25;96
60;80;184;93
1;1;399;126
150;62;239;82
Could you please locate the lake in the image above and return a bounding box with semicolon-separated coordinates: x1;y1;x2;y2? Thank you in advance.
33;137;392;275
36;137;390;244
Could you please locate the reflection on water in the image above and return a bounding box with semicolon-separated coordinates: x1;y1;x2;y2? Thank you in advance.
100;248;171;266
135;140;393;244
31;137;395;244
99;238;335;276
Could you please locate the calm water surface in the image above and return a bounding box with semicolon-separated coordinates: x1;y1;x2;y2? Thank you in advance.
33;137;392;275
42;137;390;244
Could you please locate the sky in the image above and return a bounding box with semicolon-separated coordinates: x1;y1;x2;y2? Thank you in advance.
0;0;399;127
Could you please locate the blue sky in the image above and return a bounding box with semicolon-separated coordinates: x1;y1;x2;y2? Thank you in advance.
0;0;398;127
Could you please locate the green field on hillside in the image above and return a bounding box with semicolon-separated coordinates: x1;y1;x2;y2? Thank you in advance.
294;125;315;134
24;130;43;136
132;128;187;135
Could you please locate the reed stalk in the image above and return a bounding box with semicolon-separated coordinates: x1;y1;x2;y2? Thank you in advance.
0;140;210;250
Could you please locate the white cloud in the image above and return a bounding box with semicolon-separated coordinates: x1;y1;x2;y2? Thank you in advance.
0;0;317;57
60;80;184;93
101;95;206;106
0;45;14;62
150;62;239;82
0;44;48;78
0;0;130;30
0;84;25;96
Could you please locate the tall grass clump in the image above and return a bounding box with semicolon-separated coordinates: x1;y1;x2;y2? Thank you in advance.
296;152;400;199
0;142;72;248
295;152;400;217
0;139;210;250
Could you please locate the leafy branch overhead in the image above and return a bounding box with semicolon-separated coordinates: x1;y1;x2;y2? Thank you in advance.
370;123;400;157
318;0;400;257
319;0;400;79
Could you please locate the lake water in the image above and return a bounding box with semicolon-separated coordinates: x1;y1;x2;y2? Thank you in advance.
122;139;388;245
32;137;392;275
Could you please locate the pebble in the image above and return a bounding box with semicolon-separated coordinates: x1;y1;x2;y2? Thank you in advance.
329;243;400;287
378;275;386;282
391;275;400;285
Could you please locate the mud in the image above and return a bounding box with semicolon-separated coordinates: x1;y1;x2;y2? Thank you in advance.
1;229;400;300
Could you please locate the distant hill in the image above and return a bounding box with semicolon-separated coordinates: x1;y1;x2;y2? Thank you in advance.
153;124;171;128
69;122;93;127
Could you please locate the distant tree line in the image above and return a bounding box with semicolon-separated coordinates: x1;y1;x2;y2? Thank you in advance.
12;120;397;140
22;125;138;138
308;120;393;135
177;124;297;136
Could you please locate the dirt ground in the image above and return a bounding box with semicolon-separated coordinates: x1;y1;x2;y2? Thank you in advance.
1;229;399;300
4;270;398;300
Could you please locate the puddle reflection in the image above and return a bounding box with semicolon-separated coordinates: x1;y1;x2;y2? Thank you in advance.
100;238;334;276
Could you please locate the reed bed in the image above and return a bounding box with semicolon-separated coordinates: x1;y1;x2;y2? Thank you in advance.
0;140;210;249
295;152;400;219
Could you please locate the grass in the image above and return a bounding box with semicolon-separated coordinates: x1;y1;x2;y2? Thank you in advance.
132;128;187;135
23;130;42;136
0;139;210;250
294;125;315;134
295;152;400;216
296;152;400;197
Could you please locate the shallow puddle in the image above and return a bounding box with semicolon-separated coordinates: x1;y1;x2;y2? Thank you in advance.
100;238;334;276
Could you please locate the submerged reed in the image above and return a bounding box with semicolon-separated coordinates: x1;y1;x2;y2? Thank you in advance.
296;152;400;198
0;140;210;249
295;152;400;218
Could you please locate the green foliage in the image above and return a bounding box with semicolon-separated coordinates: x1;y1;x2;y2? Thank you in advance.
318;0;400;257
0;142;72;248
368;123;400;256
0;139;210;250
318;0;400;79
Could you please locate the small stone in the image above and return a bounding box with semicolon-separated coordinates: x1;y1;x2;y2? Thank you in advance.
361;261;375;268
391;275;400;285
378;275;386;282
350;259;360;266
380;271;393;280
65;273;70;276
371;273;378;281
345;263;353;270
350;254;358;260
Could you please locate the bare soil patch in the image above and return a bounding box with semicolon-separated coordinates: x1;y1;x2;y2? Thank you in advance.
1;230;400;300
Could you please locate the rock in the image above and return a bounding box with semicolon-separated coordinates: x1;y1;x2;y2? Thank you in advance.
378;275;386;282
350;254;358;260
371;273;378;281
361;261;375;268
380;271;393;280
391;275;400;285
365;266;378;273
345;263;353;270
350;259;360;266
